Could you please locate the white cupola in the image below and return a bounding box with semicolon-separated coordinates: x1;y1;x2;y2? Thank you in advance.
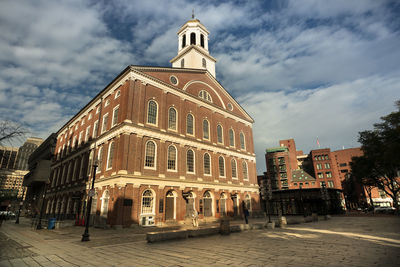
170;17;217;77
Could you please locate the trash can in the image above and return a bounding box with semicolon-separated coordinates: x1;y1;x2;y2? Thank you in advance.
47;218;56;230
220;218;230;235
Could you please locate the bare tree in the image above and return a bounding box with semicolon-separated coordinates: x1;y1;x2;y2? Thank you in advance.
0;121;28;146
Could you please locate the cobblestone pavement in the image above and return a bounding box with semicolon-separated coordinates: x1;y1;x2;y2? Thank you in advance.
0;216;399;267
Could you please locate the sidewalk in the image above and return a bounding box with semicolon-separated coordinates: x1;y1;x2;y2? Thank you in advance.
1;216;399;266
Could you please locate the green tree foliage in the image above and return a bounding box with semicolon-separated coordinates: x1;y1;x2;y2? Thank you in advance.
351;100;400;210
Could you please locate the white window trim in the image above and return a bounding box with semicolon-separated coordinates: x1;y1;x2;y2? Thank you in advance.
144;140;157;170
229;128;235;147
168;106;178;132
166;145;178;172
203;152;212;176
219;156;226;178
186;149;196;174
101;113;109;134
104;99;110;107
186;113;195;136
112;105;120;127
231;158;238;179
146;100;159;126
240;132;246;150
93;121;98;138
217;124;224;144
242;161;249;180
203;119;210;140
114;90;120;99
96;147;103;173
106;142;114;171
141;189;156;215
85;126;91;142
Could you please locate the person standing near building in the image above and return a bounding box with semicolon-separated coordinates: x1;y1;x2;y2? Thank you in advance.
192;209;199;227
242;201;249;224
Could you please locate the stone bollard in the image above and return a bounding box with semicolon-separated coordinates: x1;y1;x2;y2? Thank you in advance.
278;216;287;228
220;218;230;235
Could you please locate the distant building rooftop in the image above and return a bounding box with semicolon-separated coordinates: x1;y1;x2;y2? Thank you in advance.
266;146;288;153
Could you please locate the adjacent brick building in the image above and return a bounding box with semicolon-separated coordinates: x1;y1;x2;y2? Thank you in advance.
45;18;259;227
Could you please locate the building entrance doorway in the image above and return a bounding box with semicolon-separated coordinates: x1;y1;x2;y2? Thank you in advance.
203;191;212;217
232;194;239;217
185;192;194;218
220;193;227;216
165;191;175;220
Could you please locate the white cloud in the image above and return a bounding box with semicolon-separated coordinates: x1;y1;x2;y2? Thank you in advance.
240;75;400;173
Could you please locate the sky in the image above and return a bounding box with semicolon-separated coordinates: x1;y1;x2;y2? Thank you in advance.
1;0;400;174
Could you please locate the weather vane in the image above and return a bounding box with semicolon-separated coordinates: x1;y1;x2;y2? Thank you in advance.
192;8;195;19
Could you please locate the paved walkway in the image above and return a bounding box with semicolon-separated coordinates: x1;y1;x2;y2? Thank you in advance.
0;216;399;266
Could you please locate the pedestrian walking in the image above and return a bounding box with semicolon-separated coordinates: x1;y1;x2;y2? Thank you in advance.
242;201;249;224
192;209;199;227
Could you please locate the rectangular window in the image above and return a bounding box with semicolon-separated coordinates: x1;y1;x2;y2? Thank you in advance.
326;172;332;178
85;126;91;142
101;113;109;133
112;106;119;127
316;163;322;170
78;132;83;146
318;172;324;178
327;181;334;188
93;121;98;138
324;163;331;169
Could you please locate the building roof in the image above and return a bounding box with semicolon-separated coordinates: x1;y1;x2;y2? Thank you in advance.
56;65;254;135
266;147;288;153
291;169;316;182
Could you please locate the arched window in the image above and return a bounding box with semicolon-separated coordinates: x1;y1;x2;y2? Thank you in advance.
199;90;212;102
181;59;184;68
147;100;158;125
167;145;177;170
242;161;248;180
203;153;211;175
187;149;194;173
219;156;225;177
203;119;209;139
240;132;245;149
200;34;204;48
202;58;206;68
190;32;196;45
141;190;154;214
168;107;177;130
106;142;115;170
217;125;223;144
145;141;156;168
182;34;186;48
101;190;109;217
229;129;235;147
97;147;103;173
231;159;237;178
186;113;194;135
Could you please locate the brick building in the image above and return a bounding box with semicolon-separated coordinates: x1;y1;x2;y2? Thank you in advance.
45;18;259;227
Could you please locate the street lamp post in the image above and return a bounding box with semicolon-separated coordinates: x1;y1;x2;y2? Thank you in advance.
81;160;98;242
15;186;26;224
36;181;50;229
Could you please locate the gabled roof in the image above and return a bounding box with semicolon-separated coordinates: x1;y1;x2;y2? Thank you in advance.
130;65;254;123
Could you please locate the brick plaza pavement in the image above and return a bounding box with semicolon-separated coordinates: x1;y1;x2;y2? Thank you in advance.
0;216;399;266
